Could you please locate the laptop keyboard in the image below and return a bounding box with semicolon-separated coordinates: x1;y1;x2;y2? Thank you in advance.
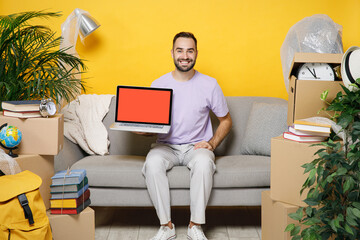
119;123;164;129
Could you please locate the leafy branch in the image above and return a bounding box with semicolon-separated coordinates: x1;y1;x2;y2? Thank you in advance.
0;10;87;109
286;82;360;240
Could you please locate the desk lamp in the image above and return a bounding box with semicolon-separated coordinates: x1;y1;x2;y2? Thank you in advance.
60;8;100;56
59;8;100;106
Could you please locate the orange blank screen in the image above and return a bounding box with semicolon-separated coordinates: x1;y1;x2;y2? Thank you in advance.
117;88;171;124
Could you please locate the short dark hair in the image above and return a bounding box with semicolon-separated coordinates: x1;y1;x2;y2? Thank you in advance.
173;32;197;50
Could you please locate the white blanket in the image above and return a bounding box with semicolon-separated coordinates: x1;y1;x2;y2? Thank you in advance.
62;94;114;155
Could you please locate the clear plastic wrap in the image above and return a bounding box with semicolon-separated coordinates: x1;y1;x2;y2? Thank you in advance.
0;149;21;175
59;8;90;108
280;14;343;92
60;8;90;57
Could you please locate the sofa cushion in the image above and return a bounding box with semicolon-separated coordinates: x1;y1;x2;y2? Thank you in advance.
240;102;287;156
214;155;270;188
71;154;270;189
71;155;146;188
212;96;287;156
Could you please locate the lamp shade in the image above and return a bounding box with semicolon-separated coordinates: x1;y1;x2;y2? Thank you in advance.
78;13;100;38
74;8;100;38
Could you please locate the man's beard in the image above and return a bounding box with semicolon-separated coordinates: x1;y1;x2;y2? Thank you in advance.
174;58;196;72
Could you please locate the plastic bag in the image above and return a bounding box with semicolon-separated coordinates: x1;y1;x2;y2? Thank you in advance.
280;14;343;92
60;8;90;57
0;149;21;175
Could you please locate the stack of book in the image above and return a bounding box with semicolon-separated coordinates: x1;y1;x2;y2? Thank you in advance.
1;100;42;118
50;169;91;214
283;119;331;143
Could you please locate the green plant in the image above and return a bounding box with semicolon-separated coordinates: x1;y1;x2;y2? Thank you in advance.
0;10;86;109
285;82;360;240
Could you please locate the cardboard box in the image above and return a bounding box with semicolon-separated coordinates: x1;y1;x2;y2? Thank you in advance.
47;207;95;240
15;155;54;210
271;136;322;207
262;190;299;240
287;53;344;125
0;114;64;155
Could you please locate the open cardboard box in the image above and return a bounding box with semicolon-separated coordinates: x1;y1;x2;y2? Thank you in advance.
287;53;344;126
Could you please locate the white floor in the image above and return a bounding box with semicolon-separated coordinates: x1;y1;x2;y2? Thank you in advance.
94;206;261;240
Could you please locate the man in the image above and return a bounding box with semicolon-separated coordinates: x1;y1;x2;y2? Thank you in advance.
141;32;232;240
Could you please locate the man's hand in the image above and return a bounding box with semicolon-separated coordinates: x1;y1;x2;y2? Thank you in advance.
194;141;214;151
133;132;157;137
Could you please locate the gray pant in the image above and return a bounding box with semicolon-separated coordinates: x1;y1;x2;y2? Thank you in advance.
142;143;216;225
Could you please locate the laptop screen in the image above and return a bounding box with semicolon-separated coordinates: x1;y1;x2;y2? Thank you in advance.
115;86;173;125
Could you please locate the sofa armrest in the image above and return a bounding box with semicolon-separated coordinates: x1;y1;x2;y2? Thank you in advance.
54;137;88;172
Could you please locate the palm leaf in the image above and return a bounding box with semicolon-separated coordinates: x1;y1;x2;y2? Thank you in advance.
0;10;87;108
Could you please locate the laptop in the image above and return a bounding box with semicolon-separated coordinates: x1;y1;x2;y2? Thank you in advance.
110;85;173;134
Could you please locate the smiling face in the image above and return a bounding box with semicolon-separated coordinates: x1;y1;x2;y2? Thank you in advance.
171;37;197;72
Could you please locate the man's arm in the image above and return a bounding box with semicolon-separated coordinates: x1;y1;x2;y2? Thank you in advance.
194;112;232;151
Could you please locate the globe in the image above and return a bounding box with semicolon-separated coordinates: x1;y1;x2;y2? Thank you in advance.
0;124;22;154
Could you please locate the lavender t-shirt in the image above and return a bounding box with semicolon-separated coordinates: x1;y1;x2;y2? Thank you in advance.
151;71;229;145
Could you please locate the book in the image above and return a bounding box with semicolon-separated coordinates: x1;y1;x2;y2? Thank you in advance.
50;189;90;208
50;199;91;215
50;176;88;193
51;169;86;186
288;126;330;137
50;184;89;199
3;110;41;118
293;119;331;134
283;132;327;143
1;100;41;112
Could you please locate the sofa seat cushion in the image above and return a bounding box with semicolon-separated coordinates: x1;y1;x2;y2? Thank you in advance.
214;155;270;187
71;154;270;189
71;155;146;188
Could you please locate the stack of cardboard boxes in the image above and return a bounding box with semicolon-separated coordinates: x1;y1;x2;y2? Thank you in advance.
0;114;95;240
261;53;343;240
262;137;323;239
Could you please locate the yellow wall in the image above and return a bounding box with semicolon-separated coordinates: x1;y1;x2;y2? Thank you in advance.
1;0;359;99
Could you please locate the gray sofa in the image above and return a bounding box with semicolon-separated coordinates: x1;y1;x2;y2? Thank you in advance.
55;96;288;207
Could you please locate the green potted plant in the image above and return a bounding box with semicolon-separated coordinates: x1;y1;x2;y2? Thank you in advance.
0;10;86;109
285;83;360;239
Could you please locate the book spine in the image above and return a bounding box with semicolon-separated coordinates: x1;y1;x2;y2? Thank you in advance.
50;189;90;208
